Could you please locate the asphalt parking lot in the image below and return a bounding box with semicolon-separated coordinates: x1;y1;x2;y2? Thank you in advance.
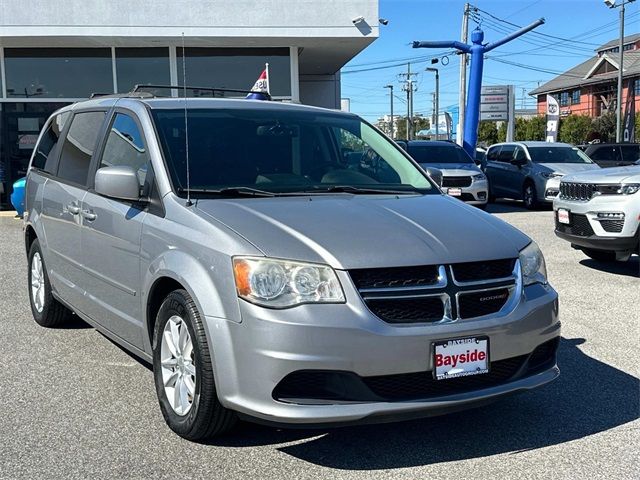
0;203;638;480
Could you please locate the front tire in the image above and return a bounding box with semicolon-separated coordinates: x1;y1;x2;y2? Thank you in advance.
582;248;617;262
153;289;236;440
28;239;72;327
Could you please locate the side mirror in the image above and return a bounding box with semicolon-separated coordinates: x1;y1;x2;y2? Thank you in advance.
95;166;141;201
425;166;443;187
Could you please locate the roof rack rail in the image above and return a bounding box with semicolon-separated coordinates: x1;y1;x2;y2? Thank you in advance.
131;84;271;100
89;91;156;99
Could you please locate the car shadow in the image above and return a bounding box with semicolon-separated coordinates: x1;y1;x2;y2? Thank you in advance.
55;312;93;329
210;337;639;470
579;257;640;278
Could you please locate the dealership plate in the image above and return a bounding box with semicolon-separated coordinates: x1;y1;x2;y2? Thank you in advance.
447;187;462;197
557;208;570;225
434;337;489;380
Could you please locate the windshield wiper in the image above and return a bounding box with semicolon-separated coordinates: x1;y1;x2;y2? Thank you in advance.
305;185;421;195
178;187;277;197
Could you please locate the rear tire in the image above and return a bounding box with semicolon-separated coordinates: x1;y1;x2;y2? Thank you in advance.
28;239;72;327
153;289;236;440
523;182;539;210
582;249;617;262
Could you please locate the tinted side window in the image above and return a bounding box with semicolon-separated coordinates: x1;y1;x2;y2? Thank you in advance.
589;146;617;161
100;113;150;187
486;146;501;161
620;146;640;163
497;145;516;162
31;111;70;172
57;112;105;185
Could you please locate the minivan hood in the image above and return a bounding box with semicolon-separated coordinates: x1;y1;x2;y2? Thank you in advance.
194;195;530;269
538;163;600;175
420;162;481;174
561;165;640;184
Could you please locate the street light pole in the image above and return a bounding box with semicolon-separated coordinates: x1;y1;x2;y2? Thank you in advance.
605;0;636;142
426;67;439;140
384;84;394;138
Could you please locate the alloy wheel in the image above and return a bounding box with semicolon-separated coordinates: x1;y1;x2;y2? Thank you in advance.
30;252;45;313
160;315;196;416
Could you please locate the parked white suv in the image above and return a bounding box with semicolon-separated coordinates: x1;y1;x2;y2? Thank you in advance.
553;165;640;262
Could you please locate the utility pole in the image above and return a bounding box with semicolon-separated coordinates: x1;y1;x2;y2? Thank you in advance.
426;67;440;140
457;2;470;147
399;63;418;139
384;84;394;138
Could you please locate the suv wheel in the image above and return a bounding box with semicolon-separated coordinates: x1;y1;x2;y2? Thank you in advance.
582;248;617;262
523;182;539;210
28;239;72;327
153;289;236;440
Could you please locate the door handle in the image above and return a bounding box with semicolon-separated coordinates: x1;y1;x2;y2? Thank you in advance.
81;209;97;221
66;203;81;215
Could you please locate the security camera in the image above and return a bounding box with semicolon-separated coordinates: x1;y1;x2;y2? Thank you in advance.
379;18;389;25
352;16;365;24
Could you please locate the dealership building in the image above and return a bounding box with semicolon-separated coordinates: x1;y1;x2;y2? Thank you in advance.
0;0;378;207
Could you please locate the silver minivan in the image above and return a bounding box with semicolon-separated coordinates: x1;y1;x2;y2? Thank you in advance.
24;94;560;440
485;141;599;209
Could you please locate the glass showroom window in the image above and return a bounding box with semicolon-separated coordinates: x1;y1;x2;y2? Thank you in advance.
116;48;171;93
177;48;291;98
559;91;569;107
4;48;113;98
571;90;580;105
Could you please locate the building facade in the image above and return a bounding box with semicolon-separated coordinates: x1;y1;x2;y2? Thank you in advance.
0;0;378;206
530;34;640;118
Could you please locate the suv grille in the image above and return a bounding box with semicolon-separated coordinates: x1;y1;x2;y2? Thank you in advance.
559;182;595;201
350;259;518;324
555;213;594;237
442;176;472;188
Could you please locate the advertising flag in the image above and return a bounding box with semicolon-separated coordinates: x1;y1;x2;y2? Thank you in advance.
545;94;559;143
623;79;635;143
246;64;270;101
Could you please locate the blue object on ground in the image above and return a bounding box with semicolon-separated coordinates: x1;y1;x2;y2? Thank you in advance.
10;177;26;217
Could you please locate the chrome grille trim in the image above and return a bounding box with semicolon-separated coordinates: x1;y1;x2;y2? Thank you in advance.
358;265;448;294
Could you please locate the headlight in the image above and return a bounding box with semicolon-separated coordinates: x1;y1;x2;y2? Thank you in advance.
472;173;486;181
233;257;345;308
519;242;548;286
539;172;562;179
619;184;640;195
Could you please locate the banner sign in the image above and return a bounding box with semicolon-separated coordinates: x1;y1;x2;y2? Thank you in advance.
546;95;559;143
480;85;510;121
623;79;635;143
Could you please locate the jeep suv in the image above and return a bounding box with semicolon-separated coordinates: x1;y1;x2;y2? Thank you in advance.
554;165;640;262
24;95;560;440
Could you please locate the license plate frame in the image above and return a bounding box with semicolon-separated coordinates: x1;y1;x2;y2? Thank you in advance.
557;208;570;225
433;336;490;381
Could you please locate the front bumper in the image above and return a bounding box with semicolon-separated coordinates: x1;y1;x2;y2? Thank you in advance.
553;195;639;252
204;277;560;426
443;179;488;205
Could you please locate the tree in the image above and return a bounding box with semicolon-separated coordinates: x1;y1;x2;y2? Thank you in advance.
559;114;592;145
635;112;640;142
477;121;498;146
592;112;616;143
394;116;430;140
497;121;507;143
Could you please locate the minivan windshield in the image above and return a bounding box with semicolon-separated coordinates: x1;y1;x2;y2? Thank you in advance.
407;144;474;165
151;108;434;196
527;146;593;164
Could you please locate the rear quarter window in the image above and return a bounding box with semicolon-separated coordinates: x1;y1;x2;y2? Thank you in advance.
30;111;70;173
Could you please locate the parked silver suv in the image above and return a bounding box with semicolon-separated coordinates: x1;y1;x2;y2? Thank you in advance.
24;95;560;440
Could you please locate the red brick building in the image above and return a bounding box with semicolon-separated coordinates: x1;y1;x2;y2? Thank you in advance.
530;33;640;118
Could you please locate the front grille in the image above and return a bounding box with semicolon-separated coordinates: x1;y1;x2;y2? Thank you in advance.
452;259;515;282
349;265;439;290
442;176;472;188
349;259;517;324
559;182;595;201
366;297;444;324
600;219;624;233
458;288;511;319
273;339;560;403
555;213;594;237
363;355;526;400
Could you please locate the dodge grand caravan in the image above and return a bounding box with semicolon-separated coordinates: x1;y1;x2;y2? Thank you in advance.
24;94;560;440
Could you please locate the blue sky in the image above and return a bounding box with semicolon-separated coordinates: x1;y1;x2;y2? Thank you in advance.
341;0;640;122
